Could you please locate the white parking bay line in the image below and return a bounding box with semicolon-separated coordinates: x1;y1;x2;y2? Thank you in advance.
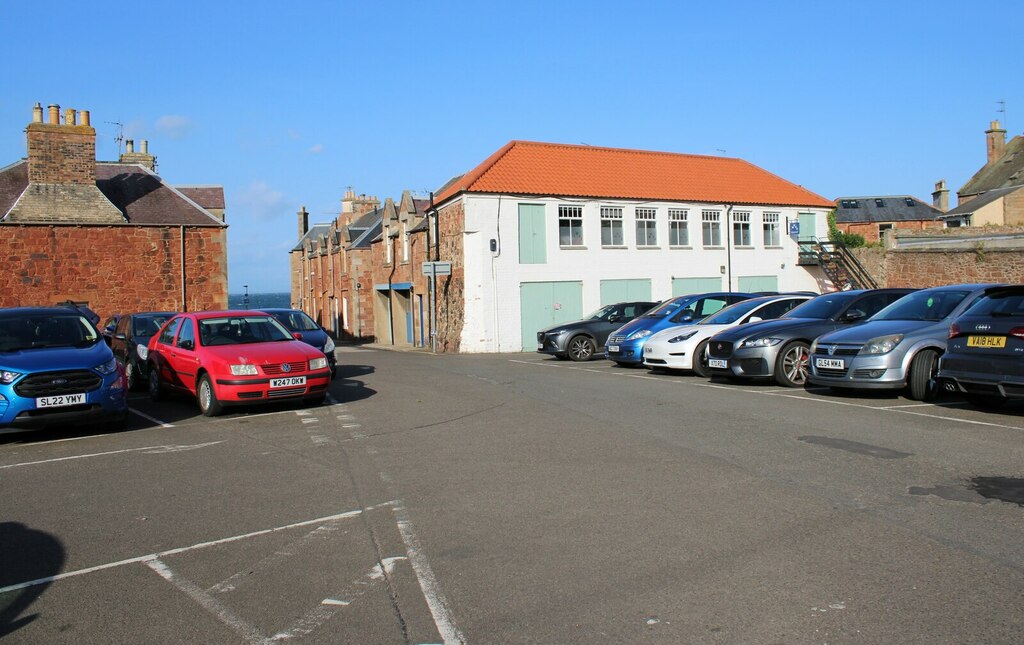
0;441;224;470
129;407;175;428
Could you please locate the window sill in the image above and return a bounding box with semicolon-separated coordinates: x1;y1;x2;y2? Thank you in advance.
764;245;784;249
601;245;628;249
559;245;587;250
703;246;725;250
733;245;755;250
670;246;693;250
637;246;661;250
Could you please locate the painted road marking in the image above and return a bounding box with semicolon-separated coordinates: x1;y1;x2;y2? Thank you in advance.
0;441;225;470
0;505;395;594
508;359;1024;431
129;407;175;428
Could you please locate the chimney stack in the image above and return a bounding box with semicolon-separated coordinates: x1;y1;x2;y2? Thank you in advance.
28;102;97;185
119;138;156;171
298;206;309;239
932;179;949;212
986;120;1007;166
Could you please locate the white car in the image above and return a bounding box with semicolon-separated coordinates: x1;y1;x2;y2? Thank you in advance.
642;294;813;376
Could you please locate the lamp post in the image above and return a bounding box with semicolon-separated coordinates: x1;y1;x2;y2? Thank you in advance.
243;285;249;309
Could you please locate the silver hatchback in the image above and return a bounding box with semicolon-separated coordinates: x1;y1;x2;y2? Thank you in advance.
808;284;1000;400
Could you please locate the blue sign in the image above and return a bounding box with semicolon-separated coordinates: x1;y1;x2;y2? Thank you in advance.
788;221;800;236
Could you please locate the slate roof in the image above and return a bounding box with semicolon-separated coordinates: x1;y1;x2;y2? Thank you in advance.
291;222;332;252
431;140;834;208
0;159;225;227
833;195;944;223
177;185;226;210
959;135;1024;197
944;185;1024;216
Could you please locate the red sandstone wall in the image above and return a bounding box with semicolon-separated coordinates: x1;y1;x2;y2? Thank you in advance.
0;224;228;322
434;200;465;353
838;220;944;243
883;249;1024;288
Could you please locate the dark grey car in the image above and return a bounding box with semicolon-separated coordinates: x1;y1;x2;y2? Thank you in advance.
706;289;915;387
537;301;658;361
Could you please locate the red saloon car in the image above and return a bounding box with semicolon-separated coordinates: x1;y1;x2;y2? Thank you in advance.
146;310;332;416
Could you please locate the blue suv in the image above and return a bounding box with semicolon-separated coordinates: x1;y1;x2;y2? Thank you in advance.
0;307;128;430
604;292;756;366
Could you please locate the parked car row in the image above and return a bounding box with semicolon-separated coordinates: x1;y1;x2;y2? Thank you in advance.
0;305;339;431
538;284;1021;409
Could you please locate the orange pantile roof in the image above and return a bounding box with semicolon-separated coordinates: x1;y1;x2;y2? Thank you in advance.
432;140;833;208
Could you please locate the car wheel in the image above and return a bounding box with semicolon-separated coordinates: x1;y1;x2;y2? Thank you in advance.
148;366;164;402
567;335;596;362
125;360;139;391
908;349;939;401
964;393;1008;410
197;374;223;417
691;339;711;378
775;341;810;387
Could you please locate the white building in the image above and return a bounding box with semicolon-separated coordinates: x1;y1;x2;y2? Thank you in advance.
430;141;835;353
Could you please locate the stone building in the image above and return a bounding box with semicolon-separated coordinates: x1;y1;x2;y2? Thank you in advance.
0;102;228;321
943;120;1024;227
833;194;945;243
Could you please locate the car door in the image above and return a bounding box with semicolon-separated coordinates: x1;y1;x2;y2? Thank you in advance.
167;318;199;392
746;297;808;324
110;315;131;364
840;292;907;327
152;316;184;390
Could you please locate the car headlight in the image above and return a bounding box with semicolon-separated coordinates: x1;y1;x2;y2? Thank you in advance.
230;364;258;376
0;370;22;384
809;338;819;353
628;329;653;341
668;330;700;343
860;334;904;355
740;337;783;348
323;336;335;353
136;344;149;361
94;358;118;375
310;357;328;370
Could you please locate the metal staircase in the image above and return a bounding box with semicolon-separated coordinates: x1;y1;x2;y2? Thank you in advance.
797;238;878;290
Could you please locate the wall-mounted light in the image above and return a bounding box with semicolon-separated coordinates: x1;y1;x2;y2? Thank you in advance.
780;263;786;269
720;265;726;274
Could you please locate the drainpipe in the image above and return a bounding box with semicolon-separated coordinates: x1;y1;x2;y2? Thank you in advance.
725;205;733;291
388;235;396;345
180;225;187;311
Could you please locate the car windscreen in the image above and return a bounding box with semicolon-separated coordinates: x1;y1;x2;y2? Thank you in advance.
965;292;1024;317
0;314;99;352
133;314;173;337
782;294;857;320
642;297;693;319
870;290;970;321
271;311;321;332
703;299;766;325
199;316;294;346
584;305;617;321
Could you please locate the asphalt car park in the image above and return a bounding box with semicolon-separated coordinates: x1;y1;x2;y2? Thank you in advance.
2;347;1023;643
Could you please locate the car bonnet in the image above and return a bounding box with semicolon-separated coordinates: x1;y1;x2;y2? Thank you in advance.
0;341;113;372
815;319;943;345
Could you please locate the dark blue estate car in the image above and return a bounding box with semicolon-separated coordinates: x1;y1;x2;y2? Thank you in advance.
260;308;336;377
604;292;756;366
0;307;128;430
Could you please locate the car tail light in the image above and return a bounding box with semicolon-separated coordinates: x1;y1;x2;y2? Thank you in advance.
948;323;960;339
1009;327;1024;339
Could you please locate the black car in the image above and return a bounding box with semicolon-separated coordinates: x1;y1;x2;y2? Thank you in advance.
56;300;100;326
260;308;337;377
109;311;176;390
537;301;658;361
936;285;1024;409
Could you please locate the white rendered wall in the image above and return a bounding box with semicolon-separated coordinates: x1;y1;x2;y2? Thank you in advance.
458;194;832;353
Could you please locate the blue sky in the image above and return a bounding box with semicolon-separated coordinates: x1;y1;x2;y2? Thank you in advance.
2;1;1021;292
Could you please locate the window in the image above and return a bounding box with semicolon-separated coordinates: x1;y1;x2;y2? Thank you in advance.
763;212;780;246
176;319;195;349
702;210;722;246
904;197;915;207
875;199;885;207
158;317;182;346
732;211;751;246
635;207;657;246
669;209;689;246
402;223;409;262
558;205;584;246
600;207;623;246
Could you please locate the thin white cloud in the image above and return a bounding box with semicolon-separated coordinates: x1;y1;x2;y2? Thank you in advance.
307;143;324;154
234;180;288;222
155;115;195;140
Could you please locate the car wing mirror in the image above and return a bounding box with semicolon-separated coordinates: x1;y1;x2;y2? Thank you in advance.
841;309;866;322
747;316;763;324
178;339;194;351
114;333;127;341
293;332;303;340
607;314;620;323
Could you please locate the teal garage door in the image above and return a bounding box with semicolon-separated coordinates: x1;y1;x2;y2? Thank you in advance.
520;281;583;351
798;212;817;242
600;279;652;305
738;275;778;293
672;276;722;296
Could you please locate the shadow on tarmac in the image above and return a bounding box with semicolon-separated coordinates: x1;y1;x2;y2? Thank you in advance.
0;522;64;638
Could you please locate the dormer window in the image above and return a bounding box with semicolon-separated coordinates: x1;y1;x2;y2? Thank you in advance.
874;199;884;207
904;198;915;207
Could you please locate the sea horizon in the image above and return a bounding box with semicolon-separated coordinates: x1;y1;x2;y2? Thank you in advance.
227;291;291;310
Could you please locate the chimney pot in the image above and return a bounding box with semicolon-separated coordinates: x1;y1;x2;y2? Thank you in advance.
80;110;90;126
140;140;148;154
48;104;60;125
32;103;43;123
125;139;135;153
65;108;76;126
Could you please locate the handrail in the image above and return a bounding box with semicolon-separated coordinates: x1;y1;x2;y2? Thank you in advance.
814;239;878;290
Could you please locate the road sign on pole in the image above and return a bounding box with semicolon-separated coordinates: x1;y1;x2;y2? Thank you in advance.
421;261;452;276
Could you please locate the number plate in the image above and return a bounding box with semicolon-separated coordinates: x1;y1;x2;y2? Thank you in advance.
966;335;1006;348
270;376;306;388
37;393;86;408
608;345;620;352
815;358;845;369
708;359;727;369
537;343;544;350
